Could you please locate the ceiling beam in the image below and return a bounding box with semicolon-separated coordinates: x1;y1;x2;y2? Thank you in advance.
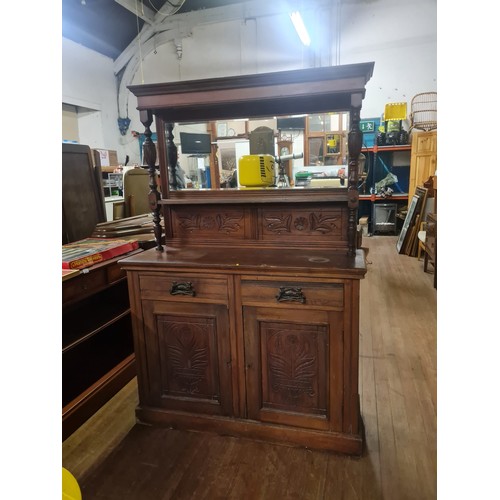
114;0;331;74
114;0;190;72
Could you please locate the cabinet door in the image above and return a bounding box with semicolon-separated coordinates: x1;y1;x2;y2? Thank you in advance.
243;306;343;432
409;153;437;199
140;300;233;416
409;131;437;199
413;132;437;154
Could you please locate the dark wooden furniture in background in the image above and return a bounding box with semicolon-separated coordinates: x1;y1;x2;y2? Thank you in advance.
121;62;374;455
62;251;141;440
424;213;437;288
62;143;106;244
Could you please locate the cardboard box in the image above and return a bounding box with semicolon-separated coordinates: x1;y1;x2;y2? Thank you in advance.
93;149;118;168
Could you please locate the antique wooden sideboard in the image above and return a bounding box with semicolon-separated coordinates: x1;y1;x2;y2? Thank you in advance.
120;62;374;455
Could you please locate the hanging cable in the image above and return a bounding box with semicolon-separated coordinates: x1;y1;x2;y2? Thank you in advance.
135;0;145;84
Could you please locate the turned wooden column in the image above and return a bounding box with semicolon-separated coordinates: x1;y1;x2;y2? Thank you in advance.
140;109;163;251
165;122;178;192
347;104;362;256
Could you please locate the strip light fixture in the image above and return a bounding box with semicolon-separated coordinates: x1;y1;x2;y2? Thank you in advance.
290;11;311;46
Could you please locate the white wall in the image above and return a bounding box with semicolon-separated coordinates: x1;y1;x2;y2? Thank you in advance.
62;0;437;163
338;0;437;118
62;38;121;156
62;104;79;142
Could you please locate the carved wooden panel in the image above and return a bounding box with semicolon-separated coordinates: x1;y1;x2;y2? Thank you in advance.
140;300;233;416
171;206;249;241
258;206;346;243
261;321;328;415
244;306;343;431
169;203;349;247
157;314;218;400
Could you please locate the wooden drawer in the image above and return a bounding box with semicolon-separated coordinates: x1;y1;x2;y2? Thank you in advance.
139;273;228;302
240;278;344;309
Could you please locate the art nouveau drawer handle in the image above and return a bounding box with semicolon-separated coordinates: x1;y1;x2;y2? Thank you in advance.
275;286;306;304
170;281;195;296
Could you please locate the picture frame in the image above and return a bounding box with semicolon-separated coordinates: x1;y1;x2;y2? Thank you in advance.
406;186;429;255
397;194;420;253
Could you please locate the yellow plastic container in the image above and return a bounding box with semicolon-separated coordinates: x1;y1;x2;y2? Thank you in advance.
238;154;275;187
384;102;407;121
62;467;82;500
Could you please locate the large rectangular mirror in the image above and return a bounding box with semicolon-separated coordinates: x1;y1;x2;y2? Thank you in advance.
160;111;351;191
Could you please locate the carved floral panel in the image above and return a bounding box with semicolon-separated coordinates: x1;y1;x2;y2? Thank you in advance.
172;207;246;240
260;321;328;415
260;207;345;241
156;314;219;401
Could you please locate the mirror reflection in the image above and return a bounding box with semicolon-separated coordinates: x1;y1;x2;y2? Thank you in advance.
165;112;351;190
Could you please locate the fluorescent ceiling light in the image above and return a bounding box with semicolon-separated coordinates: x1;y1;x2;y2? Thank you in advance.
290;11;311;47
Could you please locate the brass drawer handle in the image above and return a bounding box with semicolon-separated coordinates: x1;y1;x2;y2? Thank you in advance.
276;286;305;304
170;281;195;296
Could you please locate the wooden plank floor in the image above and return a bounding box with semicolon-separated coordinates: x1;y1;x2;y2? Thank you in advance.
62;235;437;500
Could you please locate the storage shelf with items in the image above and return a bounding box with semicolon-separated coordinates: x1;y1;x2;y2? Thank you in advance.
358;144;411;235
101;171;125;221
101;171;123;198
355;101;413;235
92;148;126;221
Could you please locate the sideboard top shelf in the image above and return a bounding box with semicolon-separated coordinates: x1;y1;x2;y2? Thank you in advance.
128;62;375;122
160;187;350;205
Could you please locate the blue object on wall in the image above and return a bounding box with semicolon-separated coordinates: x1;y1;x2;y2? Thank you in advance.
118;117;131;136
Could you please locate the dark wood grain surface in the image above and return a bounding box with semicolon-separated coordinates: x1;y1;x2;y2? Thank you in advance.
120;245;366;276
